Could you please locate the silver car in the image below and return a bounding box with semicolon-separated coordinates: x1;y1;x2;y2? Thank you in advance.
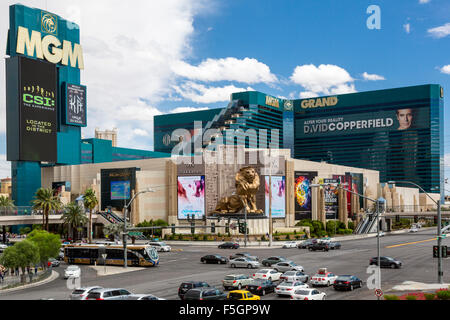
69;286;103;300
122;294;166;300
280;271;309;283
272;261;304;273
229;258;261;269
85;288;132;300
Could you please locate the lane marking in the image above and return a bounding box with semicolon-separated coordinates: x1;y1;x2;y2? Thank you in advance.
385;238;437;249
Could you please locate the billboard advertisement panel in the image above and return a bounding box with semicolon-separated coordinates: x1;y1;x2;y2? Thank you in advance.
16;57;57;162
111;181;131;200
324;180;339;220
265;176;286;218
333;174;353;216
177;176;205;220
347;172;364;209
294;171;317;220
64;83;87;127
100;168;137;210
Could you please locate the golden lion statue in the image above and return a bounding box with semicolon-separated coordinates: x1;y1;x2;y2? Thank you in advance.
213;167;263;215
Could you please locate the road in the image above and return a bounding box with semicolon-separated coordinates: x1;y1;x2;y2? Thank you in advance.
1;229;448;300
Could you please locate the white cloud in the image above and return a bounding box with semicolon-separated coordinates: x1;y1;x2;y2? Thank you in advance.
362;72;386;81
440;65;450;74
419;0;430;3
173;82;254;103
133;129;149;137
172;57;278;84
290;64;356;97
403;23;411;34
170;106;209;114
299;91;319;99
0;155;10;179
428;23;450;38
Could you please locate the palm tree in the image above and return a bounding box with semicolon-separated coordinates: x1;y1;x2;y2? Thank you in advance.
0;196;15;243
103;222;124;242
62;202;88;242
32;188;61;231
83;189;98;243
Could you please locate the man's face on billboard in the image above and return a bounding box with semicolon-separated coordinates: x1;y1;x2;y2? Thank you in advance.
397;109;413;130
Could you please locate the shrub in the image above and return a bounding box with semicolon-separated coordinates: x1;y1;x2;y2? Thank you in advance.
274;236;280;241
384;295;400;300
295;235;301;240
337;228;346;234
261;235;266;241
436;290;450;300
344;229;353;235
348;221;355;230
424;293;436;300
405;295;417;300
285;234;291;240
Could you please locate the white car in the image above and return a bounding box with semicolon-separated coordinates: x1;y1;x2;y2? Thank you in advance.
69;286;103;300
376;232;386;237
409;227;419;233
290;288;326;300
310;269;338;286
252;269;282;281
275;281;309;296
282;241;298;249
148;241;171;252
64;265;81;279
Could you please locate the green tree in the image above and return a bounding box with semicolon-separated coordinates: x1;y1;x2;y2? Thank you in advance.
103;222;125;241
0;240;40;282
136;219;169;238
62;202;88;242
27;230;61;267
326;221;338;236
83;189;98;243
32;188;61;231
0;196;15;215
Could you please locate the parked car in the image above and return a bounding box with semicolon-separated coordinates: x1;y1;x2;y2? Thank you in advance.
229;258;260;269
272;261;304;273
147;241;171;252
69;286;103;300
48;258;60;267
200;254;228;264
64;265;81;279
369;256;402;269
297;239;318;249
226;290;260;300
229;252;258;261
282;241;298;249
290;288;326;300
275;281;309;296
308;242;330;252
178;281;211;300
218;242;240;249
409;227;419;233
261;256;288;267
319;237;332;243
123;294;166;300
245;279;277;296
252;269;282;281
280;271;309;283
310;268;338;286
328;242;342;250
184;287;227;300
86;288;132;300
222;274;254;290
333;275;363;291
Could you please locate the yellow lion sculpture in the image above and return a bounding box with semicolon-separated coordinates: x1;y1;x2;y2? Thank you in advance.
213;167;263;215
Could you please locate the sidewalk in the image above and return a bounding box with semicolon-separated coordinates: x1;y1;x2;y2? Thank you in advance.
389;281;450;292
0;270;58;294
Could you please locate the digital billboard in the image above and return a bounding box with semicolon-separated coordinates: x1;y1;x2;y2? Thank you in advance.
265;176;286;218
177;176;205;220
324;182;339;220
64;83;87;127
294;171;317;220
111;181;131;200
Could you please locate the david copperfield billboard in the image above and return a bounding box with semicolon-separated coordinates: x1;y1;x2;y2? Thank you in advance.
6;56;57;162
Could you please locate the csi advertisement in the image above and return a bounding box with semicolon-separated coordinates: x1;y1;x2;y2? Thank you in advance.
64;83;87;127
296;108;429;138
111;181;131;200
265;176;286;218
100;168;137;210
294;172;317;220
177;176;205;220
19;57;57;162
324;182;339;220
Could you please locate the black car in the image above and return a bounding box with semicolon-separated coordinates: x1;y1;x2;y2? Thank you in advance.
200;254;228;264
369;256;402;268
218;242;240;249
178;281;211;300
246;279;277;296
184;287;227;300
261;256;287;266
308;242;329;252
297;239;318;249
229;252;258;261
333;275;363;291
328;242;342;250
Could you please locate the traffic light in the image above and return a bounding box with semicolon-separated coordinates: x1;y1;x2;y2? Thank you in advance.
202;215;207;222
239;222;247;234
211;223;216;233
414;216;418;224
171;224;175;234
396;215;400;223
433;246;440;258
191;222;195;234
442;246;448;259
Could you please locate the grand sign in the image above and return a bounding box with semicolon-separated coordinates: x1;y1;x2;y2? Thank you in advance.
301;96;338;109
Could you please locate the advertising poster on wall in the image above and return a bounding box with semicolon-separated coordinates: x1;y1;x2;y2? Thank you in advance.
324;181;339;220
65;83;87;127
111;181;131;200
347;172;364;209
100;168;137;211
333;174;353;216
18;57;57;162
265;176;286;218
294;171;317;220
177;176;205;220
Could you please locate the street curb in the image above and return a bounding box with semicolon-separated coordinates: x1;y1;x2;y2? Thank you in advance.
0;270;59;294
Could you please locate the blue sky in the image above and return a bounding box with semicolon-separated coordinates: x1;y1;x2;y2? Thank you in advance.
0;0;449;190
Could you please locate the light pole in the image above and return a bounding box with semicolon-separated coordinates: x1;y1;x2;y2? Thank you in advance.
388;180;443;284
123;188;155;268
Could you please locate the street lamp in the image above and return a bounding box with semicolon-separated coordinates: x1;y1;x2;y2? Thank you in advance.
123;188;155;268
388;180;443;284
